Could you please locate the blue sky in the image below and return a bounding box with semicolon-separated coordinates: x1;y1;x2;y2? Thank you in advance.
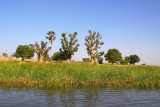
0;0;160;65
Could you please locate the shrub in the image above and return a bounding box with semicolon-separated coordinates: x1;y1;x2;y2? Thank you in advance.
82;58;91;62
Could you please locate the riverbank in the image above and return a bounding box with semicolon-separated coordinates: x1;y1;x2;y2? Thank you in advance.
0;62;160;88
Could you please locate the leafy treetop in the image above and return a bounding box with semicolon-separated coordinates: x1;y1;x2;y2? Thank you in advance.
84;30;104;63
60;32;80;61
129;54;140;65
15;45;34;61
105;48;122;64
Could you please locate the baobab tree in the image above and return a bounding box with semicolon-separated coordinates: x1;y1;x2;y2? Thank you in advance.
31;41;51;62
60;32;80;62
46;31;56;57
84;30;104;64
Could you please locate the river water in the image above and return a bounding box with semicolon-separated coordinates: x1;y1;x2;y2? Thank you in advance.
0;87;160;107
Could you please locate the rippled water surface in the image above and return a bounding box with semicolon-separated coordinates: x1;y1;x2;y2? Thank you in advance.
0;87;160;107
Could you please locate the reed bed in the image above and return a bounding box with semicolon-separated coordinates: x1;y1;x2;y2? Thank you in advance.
0;62;160;88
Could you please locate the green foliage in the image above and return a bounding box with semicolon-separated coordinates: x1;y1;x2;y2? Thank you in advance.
98;57;103;64
43;54;52;62
15;45;34;61
31;41;51;62
1;62;160;88
105;49;122;64
11;53;19;58
82;58;91;62
46;31;56;57
2;53;8;57
46;31;56;43
84;30;104;63
120;56;129;65
52;52;67;62
60;32;80;61
129;54;140;65
120;60;128;65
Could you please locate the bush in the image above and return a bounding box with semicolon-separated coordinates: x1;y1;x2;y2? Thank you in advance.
43;54;52;62
82;58;91;62
2;53;8;57
120;56;129;65
52;52;67;62
98;57;103;64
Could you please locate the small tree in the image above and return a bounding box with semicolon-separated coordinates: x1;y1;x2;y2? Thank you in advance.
2;53;8;57
31;41;51;62
98;57;103;64
129;54;140;65
105;49;122;64
46;31;56;57
15;45;34;61
52;52;67;62
82;58;91;62
84;30;104;64
120;56;129;65
60;32;80;62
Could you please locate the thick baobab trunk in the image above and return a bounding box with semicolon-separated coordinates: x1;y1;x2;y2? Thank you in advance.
91;57;95;64
90;49;96;64
38;54;43;62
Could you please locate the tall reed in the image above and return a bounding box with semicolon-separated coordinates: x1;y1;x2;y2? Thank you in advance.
0;62;160;88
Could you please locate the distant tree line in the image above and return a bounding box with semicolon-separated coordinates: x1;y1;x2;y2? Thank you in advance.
8;30;140;65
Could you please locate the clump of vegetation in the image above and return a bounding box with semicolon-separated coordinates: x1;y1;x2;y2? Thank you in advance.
0;62;159;88
98;57;103;64
52;52;67;63
129;54;140;65
120;56;130;65
2;53;8;57
15;45;35;61
84;30;104;64
105;49;122;64
82;58;91;62
43;54;52;62
60;32;80;62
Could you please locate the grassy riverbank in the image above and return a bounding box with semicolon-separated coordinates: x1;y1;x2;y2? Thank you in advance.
0;62;160;88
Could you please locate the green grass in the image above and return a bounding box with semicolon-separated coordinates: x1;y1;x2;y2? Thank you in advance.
0;62;160;88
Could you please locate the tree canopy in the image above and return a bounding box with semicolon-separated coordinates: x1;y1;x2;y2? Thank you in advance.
46;31;56;57
52;52;67;62
105;49;122;64
120;56;129;65
84;30;104;64
60;32;80;62
82;58;91;62
2;53;8;57
15;45;34;61
129;54;140;65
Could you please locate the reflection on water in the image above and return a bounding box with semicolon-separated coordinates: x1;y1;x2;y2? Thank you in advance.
0;87;160;107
